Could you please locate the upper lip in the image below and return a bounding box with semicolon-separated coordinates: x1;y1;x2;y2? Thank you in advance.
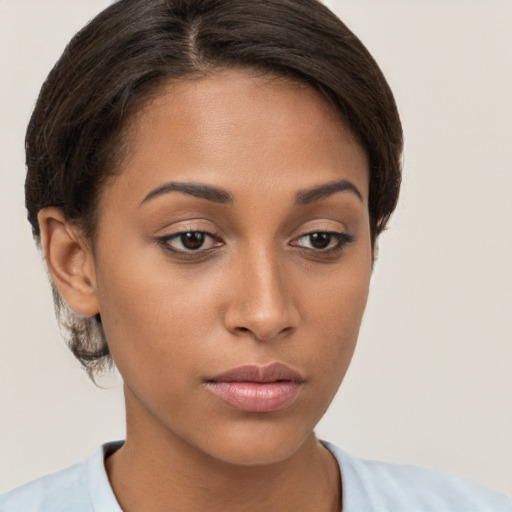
207;362;304;383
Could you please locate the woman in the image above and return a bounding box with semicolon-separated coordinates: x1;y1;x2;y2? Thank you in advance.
1;0;511;510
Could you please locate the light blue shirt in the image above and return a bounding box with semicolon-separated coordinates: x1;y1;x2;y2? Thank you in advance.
1;441;511;512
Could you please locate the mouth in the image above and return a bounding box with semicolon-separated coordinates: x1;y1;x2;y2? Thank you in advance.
205;362;304;413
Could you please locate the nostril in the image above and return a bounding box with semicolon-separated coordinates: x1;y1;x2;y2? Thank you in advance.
233;325;295;340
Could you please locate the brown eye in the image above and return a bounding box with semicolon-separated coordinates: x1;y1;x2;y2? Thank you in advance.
180;232;205;250
308;232;331;249
158;230;221;254
291;231;354;254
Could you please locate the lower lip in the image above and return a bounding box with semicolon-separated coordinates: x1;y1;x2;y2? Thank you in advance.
206;381;302;412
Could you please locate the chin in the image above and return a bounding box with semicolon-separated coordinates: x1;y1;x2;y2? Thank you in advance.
194;417;316;467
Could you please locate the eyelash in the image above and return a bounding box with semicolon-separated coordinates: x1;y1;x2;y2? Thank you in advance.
157;230;221;258
156;230;354;260
290;231;355;257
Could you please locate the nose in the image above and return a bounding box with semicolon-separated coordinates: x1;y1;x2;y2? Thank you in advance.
223;247;300;341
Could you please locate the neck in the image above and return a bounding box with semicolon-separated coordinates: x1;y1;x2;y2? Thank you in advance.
105;391;341;512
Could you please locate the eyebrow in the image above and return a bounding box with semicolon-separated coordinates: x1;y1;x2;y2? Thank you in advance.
295;179;363;205
141;181;233;205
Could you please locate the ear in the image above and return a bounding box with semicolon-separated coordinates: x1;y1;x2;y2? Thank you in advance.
38;208;99;317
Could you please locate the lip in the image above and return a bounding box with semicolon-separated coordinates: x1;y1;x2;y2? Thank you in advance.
205;363;304;412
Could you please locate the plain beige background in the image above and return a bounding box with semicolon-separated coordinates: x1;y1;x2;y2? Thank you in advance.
1;0;511;496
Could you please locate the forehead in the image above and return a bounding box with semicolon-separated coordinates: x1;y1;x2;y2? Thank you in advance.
103;70;369;206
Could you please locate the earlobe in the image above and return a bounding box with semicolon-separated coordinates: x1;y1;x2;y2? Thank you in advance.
38;208;99;317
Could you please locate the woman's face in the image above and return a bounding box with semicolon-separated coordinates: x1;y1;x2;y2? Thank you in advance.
92;71;372;465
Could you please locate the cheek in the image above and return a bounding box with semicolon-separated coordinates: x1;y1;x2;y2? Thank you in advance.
93;242;225;374
305;243;371;322
301;252;371;380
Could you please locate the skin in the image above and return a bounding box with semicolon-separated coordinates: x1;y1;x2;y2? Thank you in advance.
39;71;372;512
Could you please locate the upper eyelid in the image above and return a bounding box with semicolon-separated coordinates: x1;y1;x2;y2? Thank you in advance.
155;220;221;237
159;227;347;239
159;229;219;243
289;225;348;241
291;231;353;244
165;228;217;236
290;217;349;232
154;213;351;240
294;227;346;235
154;214;348;233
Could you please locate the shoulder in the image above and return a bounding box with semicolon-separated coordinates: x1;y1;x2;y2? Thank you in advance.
0;442;122;512
324;442;512;512
0;460;90;512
